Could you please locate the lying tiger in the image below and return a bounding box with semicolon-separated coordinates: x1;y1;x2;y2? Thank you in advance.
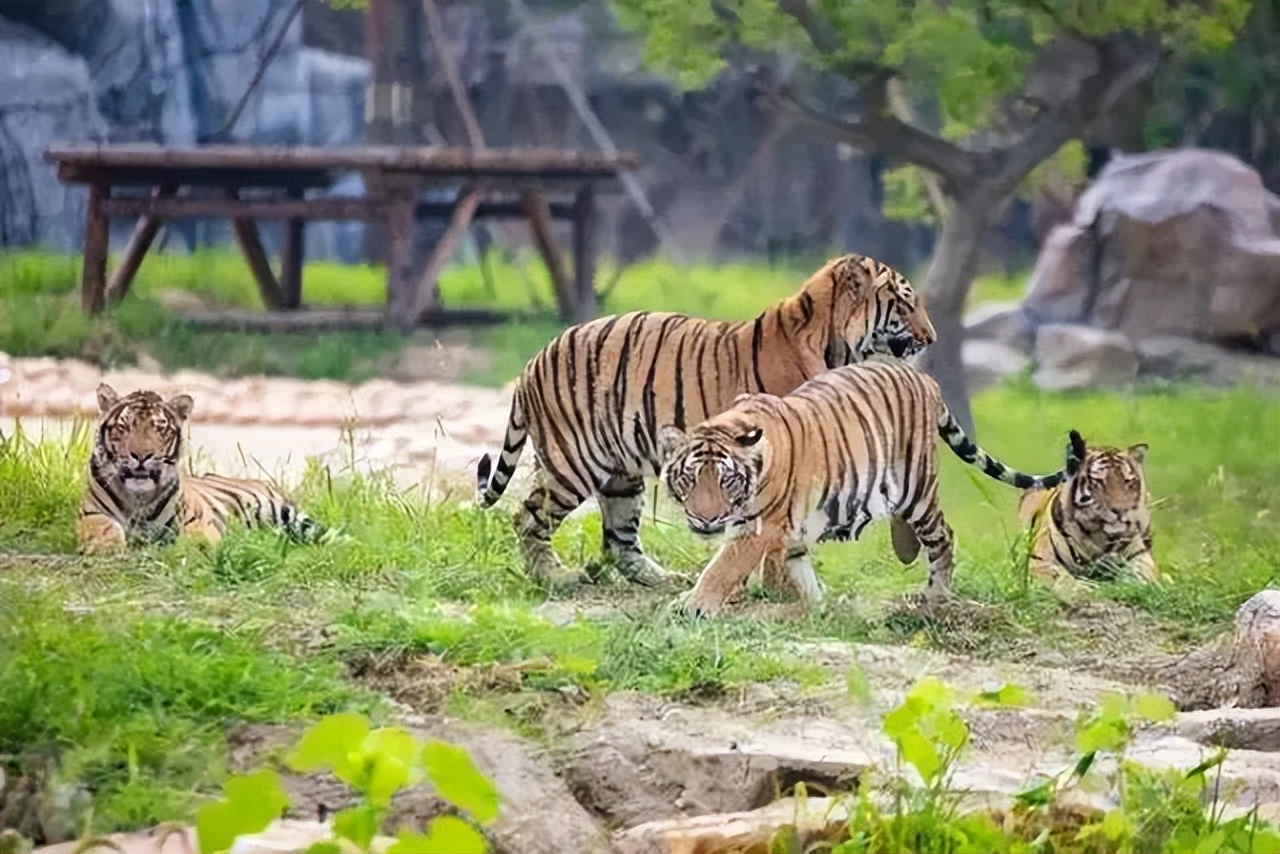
476;253;936;591
657;360;1075;616
77;383;325;553
1019;431;1157;586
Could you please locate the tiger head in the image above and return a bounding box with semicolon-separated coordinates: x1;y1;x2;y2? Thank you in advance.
810;254;936;364
92;383;193;505
658;402;773;537
1062;430;1151;532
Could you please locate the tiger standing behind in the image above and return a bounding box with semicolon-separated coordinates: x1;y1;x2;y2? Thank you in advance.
77;383;326;553
475;253;937;591
1018;431;1158;587
657;360;1076;617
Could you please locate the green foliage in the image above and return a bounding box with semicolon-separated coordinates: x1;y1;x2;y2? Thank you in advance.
195;771;289;854
610;0;1248;133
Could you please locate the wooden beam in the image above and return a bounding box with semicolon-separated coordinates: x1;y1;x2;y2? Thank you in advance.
177;307;509;333
227;190;287;309
571;185;597;323
280;188;305;310
385;191;417;330
522;190;575;322
413;186;481;321
105;184;177;303
98;195;576;221
82;183;109;315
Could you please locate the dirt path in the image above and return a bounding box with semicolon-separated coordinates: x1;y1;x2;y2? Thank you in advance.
0;353;521;492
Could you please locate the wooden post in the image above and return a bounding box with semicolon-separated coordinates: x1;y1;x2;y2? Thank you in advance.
280;187;305;310
227;189;287;309
386;190;417;330
413;186;481;321
521;190;575;321
105;183;177;304
571;184;597;323
82;182;109;314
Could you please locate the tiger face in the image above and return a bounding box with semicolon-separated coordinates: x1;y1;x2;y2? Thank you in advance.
92;383;193;506
830;255;936;362
1065;436;1150;539
658;413;766;537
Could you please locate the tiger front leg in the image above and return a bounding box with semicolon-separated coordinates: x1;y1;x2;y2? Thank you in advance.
76;511;127;554
598;475;675;589
1129;549;1160;583
762;542;825;606
684;530;786;618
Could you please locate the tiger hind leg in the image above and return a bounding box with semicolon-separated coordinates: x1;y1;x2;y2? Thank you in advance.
906;500;955;604
513;464;590;591
598;475;673;588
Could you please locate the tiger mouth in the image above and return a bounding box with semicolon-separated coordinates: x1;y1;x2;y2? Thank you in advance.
688;519;726;537
123;477;158;494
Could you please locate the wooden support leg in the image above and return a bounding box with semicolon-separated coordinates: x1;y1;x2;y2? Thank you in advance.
571;185;597;323
280;188;305;310
521;190;574;322
386;191;417;331
413;186;480;322
106;183;177;304
228;189;286;309
82;183;109;315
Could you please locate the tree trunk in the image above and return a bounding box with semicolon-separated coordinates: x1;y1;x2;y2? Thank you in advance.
917;193;998;437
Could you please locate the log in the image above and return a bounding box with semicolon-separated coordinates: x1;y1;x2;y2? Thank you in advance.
175;307;508;333
385;192;418;330
105;183;177;303
571;185;597;323
227;189;287;309
413;186;481;321
280;188;305;310
81;183;109;314
522;190;575;321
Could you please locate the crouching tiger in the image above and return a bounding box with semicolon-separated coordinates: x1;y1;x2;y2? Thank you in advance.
475;253;936;591
77;383;326;553
1019;431;1158;586
657;360;1076;616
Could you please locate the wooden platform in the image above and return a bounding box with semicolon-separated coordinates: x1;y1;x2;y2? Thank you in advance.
45;143;640;329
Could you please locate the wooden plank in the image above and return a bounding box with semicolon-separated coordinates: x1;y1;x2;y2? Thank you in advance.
98;195;576;222
571;185;598;323
280;188;305;310
101;195;384;221
177;307;508;333
227;190;287;309
385;191;417;330
58;162;332;190
82;183;109;314
522;190;575;322
413;187;481;321
45;143;640;177
105;184;177;303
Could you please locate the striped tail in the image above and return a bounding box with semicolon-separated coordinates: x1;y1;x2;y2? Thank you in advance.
476;394;528;507
276;502;331;543
936;407;1075;490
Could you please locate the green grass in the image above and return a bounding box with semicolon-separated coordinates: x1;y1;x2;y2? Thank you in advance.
1;248;1019;385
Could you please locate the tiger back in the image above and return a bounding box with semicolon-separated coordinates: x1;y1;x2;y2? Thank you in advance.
78;383;324;553
657;361;1075;617
474;253;937;591
1018;432;1157;584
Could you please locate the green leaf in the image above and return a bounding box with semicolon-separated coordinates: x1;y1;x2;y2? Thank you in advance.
303;843;344;854
975;683;1028;707
287;712;371;780
896;728;943;785
1014;779;1054;807
845;667;873;706
195;770;289;854
1073;751;1097;779
1133;691;1176;722
1100;808;1130;842
333;804;379;852
1194;829;1227;854
362;727;421;806
387;817;489;854
422;741;501;824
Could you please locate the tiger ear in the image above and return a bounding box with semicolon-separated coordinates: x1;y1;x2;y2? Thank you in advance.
1127;443;1149;467
658;426;688;465
1066;430;1087;476
736;427;763;447
167;394;195;421
96;383;120;413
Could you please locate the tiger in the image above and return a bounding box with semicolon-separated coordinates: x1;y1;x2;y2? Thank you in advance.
1018;430;1157;587
475;253;937;591
656;359;1076;617
77;383;326;553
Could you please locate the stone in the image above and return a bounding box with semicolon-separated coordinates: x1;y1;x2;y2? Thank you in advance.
963;340;1030;392
963;301;1035;351
1175;708;1280;752
613;796;849;854
1025;149;1280;349
1032;324;1138;390
1235;589;1280;700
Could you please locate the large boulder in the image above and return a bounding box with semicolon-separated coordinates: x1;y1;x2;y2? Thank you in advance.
1032;324;1139;390
1025;149;1280;349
